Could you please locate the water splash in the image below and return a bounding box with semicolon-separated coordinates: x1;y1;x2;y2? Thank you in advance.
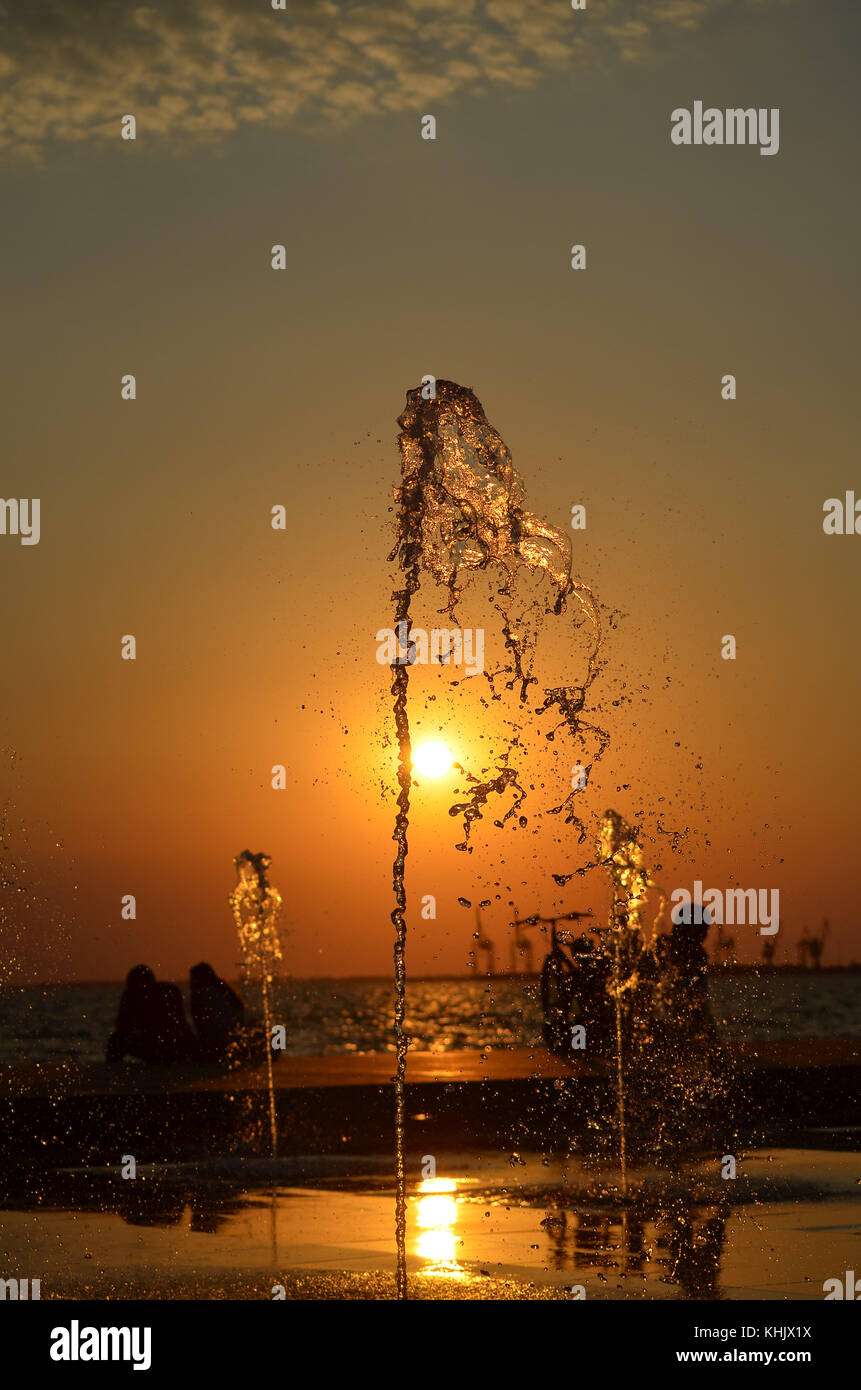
600;808;668;943
599;809;666;1196
229;850;282;1157
388;380;605;1296
595;809;734;1177
394;383;605;848
0;748;74;990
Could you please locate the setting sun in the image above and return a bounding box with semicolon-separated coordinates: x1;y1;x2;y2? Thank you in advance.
412;741;454;779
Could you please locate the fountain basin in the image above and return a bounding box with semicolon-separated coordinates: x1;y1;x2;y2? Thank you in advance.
1;1041;857;1166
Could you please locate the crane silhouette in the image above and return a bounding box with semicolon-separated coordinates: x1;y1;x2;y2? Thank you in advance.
472;906;496;975
807;918;829;970
512;908;594;957
713;920;735;967
796;927;811;969
508;906;534;974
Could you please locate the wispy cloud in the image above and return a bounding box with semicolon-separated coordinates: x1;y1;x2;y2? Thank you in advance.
0;0;793;160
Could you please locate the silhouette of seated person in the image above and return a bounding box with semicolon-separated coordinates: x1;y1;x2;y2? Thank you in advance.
189;962;253;1063
106;965;197;1063
566;934;614;1045
667;903;712;1035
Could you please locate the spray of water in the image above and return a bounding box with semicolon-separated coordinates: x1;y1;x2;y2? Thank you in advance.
0;748;74;991
597;810;667;1193
229;850;282;1158
597;809;734;1178
388;380;605;1296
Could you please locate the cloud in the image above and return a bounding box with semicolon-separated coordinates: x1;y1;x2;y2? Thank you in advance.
0;0;794;160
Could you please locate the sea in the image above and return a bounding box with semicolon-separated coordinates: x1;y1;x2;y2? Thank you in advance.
1;972;859;1066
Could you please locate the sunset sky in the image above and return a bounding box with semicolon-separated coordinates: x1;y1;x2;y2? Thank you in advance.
1;0;859;981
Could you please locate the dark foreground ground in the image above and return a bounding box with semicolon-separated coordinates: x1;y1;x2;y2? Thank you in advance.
0;1040;858;1165
1;1043;858;1301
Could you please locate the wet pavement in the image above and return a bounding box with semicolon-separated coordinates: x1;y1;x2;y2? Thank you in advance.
2;1148;859;1300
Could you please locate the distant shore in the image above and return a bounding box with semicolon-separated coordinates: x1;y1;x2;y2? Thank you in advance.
8;963;861;989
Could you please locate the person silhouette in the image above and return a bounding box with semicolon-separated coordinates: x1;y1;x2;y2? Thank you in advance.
189;963;246;1061
667;902;712;1036
106;965;197;1063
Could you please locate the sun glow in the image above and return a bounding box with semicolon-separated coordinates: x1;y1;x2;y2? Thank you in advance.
412;741;453;779
416;1177;463;1278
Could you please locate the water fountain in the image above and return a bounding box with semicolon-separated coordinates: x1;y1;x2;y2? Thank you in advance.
229;850;283;1158
594;810;731;1167
387;380;606;1296
600;808;663;1194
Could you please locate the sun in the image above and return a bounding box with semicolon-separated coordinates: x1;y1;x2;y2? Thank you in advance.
412;741;454;779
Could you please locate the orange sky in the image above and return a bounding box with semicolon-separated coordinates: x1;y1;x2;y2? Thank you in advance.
1;0;859;980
